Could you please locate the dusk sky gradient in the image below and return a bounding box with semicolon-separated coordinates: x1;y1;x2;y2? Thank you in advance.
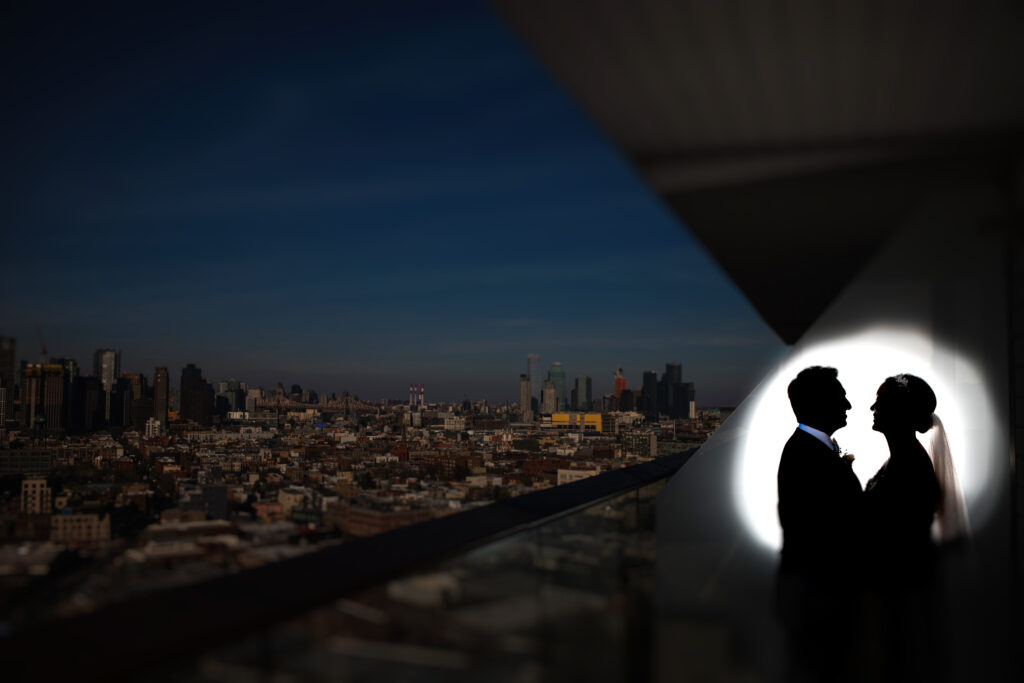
1;2;785;405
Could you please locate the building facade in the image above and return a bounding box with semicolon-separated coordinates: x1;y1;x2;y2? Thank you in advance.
519;374;532;422
548;362;566;411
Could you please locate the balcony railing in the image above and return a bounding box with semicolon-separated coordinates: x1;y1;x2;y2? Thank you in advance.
1;449;692;682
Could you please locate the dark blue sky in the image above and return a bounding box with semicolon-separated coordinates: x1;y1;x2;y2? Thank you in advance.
1;2;784;405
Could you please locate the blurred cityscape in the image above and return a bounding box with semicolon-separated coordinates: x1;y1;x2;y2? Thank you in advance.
0;336;728;629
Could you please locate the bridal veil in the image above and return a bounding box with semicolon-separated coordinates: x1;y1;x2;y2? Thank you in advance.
926;414;970;543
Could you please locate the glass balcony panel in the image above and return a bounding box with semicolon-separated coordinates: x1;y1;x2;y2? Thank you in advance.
153;481;666;682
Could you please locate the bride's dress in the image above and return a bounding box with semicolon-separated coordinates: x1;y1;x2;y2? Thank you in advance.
864;415;969;576
864;439;940;582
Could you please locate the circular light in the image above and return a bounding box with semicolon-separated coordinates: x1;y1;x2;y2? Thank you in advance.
734;325;995;550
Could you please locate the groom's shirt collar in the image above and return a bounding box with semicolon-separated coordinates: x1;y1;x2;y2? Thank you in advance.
797;423;837;452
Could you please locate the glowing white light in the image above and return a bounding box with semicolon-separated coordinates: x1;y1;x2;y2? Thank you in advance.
735;325;995;550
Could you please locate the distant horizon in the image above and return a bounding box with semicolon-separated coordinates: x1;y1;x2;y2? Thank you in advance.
4;337;761;407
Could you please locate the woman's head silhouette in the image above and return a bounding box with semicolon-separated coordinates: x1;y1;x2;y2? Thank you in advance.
871;373;937;435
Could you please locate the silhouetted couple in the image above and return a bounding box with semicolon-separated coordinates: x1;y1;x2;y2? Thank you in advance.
776;366;968;682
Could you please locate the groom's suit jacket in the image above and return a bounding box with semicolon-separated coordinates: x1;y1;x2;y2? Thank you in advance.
777;428;863;581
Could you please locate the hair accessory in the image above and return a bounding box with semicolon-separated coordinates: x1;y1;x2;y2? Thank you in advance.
894;374;910;389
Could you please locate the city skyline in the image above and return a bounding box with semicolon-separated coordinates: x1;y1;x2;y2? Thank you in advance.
1;2;784;408
2;335;728;408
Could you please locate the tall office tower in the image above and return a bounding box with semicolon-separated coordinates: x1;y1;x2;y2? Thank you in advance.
245;388;261;412
124;372;153;427
93;348;120;388
124;372;148;399
619;388;635;412
93;348;121;421
548;362;566;411
20;363;41;429
50;358;79;432
180;364;203;423
527;354;541;407
574;376;592;410
671;382;696;418
43;365;68;434
0;336;14;421
660;363;682;416
642;371;659;416
153;367;169;427
20;363;67;435
657;375;669;415
195;379;214;426
73;376;103;432
541;379;557;414
665;363;682;385
519;374;532;421
614;367;627;400
110;376;133;428
181;369;214;427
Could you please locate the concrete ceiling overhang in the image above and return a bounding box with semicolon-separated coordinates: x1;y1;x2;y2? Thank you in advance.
494;0;1024;344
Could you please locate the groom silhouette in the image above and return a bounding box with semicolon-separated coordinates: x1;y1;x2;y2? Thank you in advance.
776;366;862;682
778;365;861;577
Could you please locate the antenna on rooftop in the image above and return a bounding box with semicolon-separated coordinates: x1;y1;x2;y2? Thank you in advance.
34;323;46;364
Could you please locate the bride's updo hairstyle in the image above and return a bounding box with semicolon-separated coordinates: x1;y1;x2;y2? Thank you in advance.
883;374;937;433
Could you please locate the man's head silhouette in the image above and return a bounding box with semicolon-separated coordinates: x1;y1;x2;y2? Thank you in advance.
787;366;850;435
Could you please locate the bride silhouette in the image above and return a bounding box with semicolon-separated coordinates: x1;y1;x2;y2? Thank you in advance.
861;373;969;680
865;373;969;576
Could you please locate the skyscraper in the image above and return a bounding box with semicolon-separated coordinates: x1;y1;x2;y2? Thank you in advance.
20;363;66;435
548;362;566;411
111;376;134;428
574;376;591;410
519;374;532;422
194;379;214;426
671;381;696;418
660;363;684;415
665;363;682;384
614;367;627;400
93;348;120;389
124;372;153;427
93;348;120;421
527;354;541;409
74;376;103;432
0;336;14;421
180;364;203;423
619;388;635;412
541;379;557;415
642;370;658;416
153;367;169;428
50;357;79;432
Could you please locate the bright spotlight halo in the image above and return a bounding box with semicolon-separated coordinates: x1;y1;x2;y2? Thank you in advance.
735;326;992;550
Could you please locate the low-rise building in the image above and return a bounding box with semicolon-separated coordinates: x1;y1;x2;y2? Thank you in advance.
50;512;111;545
21;478;52;514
